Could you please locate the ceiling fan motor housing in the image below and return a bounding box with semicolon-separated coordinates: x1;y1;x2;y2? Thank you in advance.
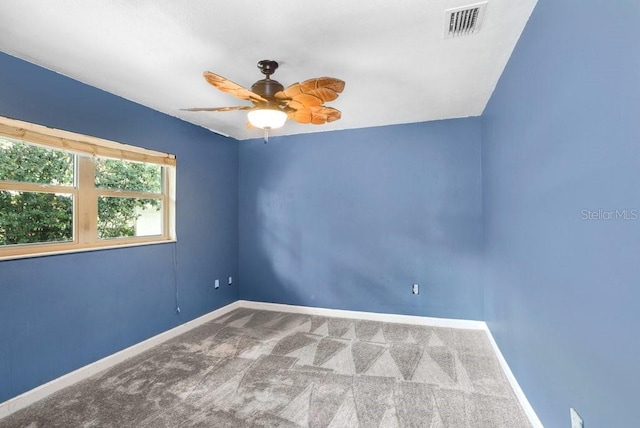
251;78;284;100
252;60;284;104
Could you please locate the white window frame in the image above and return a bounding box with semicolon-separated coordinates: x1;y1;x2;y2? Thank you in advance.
0;115;176;260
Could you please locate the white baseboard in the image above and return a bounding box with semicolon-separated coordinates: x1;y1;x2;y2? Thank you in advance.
238;300;487;330
1;299;541;427
0;300;240;420
483;328;543;427
239;300;543;427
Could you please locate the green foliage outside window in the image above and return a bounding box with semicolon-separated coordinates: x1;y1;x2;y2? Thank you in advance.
94;158;162;239
0;139;163;246
0;190;73;245
0;140;74;245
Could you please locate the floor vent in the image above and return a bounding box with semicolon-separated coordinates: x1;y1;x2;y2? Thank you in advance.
444;2;487;38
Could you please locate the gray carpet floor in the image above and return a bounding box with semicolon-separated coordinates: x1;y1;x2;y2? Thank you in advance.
0;308;532;427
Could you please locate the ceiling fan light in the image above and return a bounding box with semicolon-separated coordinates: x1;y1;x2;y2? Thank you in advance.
247;108;287;130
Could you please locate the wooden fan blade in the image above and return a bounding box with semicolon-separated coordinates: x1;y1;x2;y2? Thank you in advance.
203;71;267;103
292;106;341;125
277;77;345;108
299;77;345;98
181;106;255;112
286;94;324;111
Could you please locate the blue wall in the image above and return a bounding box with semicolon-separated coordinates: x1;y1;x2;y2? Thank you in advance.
482;0;640;426
0;53;239;402
239;120;484;320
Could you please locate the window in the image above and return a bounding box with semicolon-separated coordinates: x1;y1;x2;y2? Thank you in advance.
0;116;176;259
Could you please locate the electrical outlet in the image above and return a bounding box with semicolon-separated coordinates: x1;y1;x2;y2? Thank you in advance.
228;276;233;286
412;284;419;295
214;279;220;289
570;408;583;428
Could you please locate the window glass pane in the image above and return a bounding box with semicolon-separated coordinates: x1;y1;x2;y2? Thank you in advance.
98;197;162;239
0;138;74;186
0;191;73;246
95;158;162;193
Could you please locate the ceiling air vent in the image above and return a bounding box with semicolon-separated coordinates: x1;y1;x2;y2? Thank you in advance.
444;2;487;38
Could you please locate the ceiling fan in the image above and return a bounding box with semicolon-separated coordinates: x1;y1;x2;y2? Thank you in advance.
183;60;345;141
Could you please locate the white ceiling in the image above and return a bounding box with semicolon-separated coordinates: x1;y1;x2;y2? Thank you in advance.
0;0;536;140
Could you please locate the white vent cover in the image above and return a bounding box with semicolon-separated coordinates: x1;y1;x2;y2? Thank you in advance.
444;2;487;38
